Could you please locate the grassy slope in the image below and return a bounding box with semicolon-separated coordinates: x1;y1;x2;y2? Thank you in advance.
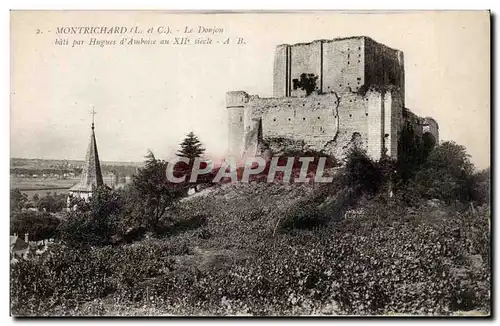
169;182;318;250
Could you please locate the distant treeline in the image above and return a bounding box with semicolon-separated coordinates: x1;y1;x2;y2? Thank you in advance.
10;168;80;176
101;165;138;176
11;165;138;177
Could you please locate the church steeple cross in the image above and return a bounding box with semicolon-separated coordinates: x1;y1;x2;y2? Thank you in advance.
90;107;97;130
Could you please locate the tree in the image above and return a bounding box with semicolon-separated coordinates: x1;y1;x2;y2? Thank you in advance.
36;192;67;212
470;167;490;206
177;132;205;160
10;189;28;212
11;211;60;241
130;150;186;231
59;186;123;247
176;132;207;192
412;141;475;203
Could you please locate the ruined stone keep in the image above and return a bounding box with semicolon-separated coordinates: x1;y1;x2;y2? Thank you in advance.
227;36;439;163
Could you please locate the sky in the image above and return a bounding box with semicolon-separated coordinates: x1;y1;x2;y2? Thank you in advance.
10;11;490;169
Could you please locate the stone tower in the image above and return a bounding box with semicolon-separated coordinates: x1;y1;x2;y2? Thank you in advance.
272;37;404;99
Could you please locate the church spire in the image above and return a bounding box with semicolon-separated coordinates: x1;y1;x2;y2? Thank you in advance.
68;109;103;197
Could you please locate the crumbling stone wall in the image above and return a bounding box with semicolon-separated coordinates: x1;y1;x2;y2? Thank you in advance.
227;87;409;162
241;90;380;159
242;118;261;161
248;93;339;151
422;117;439;144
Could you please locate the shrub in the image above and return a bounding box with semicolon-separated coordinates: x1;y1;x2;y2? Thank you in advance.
342;147;384;197
278;199;327;230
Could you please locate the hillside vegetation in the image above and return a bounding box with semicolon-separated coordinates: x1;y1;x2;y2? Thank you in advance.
11;186;490;316
10;141;491;316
